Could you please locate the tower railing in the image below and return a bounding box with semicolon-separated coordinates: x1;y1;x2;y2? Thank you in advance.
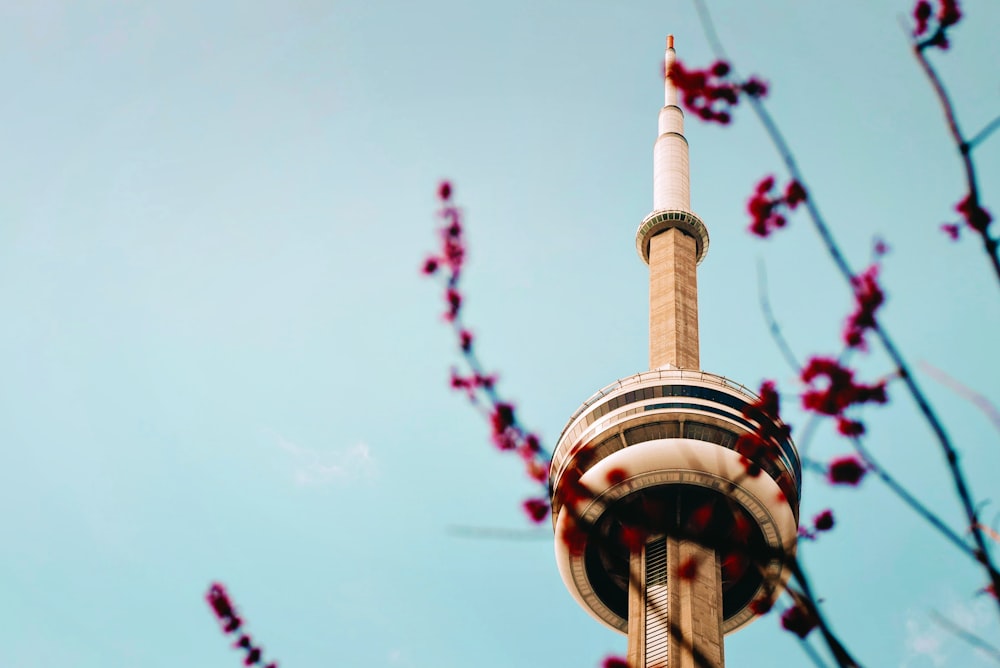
561;368;760;436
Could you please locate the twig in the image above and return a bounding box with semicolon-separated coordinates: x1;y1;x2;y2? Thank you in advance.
928;609;1000;665
787;557;863;668
918;360;1000;435
970;112;1000;150
850;436;976;559
756;260;801;372
793;622;834;668
205;583;279;668
910;30;1000;285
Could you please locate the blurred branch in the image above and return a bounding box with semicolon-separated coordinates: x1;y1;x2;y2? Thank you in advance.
756;260;801;372
918;360;1000;436
928;609;1000;664
447;525;549;541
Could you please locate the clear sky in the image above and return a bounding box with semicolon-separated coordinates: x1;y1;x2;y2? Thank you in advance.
0;0;998;666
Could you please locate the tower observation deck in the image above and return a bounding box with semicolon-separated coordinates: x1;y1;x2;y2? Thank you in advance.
548;36;801;667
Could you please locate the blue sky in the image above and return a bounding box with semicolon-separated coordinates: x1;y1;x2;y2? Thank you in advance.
0;0;998;666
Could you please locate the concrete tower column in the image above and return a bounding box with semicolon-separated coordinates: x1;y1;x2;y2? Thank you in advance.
649;228;700;370
627;536;725;668
638;36;707;371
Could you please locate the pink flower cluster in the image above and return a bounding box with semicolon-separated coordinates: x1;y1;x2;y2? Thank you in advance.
798;508;836;541
423;182;552;525
942;194;993;240
746;175;807;238
205;583;279;668
913;0;962;48
956;194;993;234
801;356;888;439
843;265;885;350
667;60;768;125
736;381;790;478
827;455;867;486
781;602;819;638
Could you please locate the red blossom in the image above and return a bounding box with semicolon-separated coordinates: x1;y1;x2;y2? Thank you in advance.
444;288;462;321
739;382;791;467
459;329;473;352
801;357;887;417
745;380;780;422
873;237;890;257
489;403;519;450
563;517;588;555
710;60;730;77
422;257;439;275
523;498;550;523
606;467;628;485
913;0;933;35
620;524;647;552
956;194;992;233
784;180;807;207
941;223;961;240
801;356;886;441
667;60;768;125
722;551;750;580
813;509;835;531
556;465;590;509
828;455;867;486
836;417;866;437
491;403;515;432
438;180;452;201
207;583;236;621
688;502;715;533
915;0;962;48
843;265;885;349
938;0;961;27
206;583;279;667
750;597;775;615
742;77;768;98
781;603;819;638
602;657;629;668
525;459;548;484
740;455;763;477
747;176;805;238
677;556;699;580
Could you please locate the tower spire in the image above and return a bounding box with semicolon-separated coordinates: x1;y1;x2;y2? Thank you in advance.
637;35;710;370
655;35;689;213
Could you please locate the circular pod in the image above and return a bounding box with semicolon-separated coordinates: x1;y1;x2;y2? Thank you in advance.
549;368;800;634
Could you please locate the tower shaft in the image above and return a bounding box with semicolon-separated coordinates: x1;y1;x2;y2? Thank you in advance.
649;228;700;369
627;536;724;668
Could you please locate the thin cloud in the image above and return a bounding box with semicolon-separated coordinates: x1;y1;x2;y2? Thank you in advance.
902;598;998;667
275;437;376;486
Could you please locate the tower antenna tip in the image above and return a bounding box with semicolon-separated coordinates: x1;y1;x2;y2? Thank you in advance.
667;35;674;49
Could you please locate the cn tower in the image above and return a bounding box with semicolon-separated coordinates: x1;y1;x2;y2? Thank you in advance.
549;36;801;667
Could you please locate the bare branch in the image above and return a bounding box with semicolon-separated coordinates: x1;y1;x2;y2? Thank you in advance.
928;609;1000;665
918;360;1000;436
